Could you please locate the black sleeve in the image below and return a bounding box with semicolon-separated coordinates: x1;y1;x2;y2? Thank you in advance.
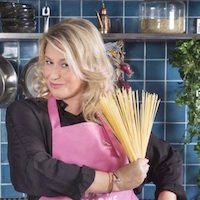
145;134;187;200
6;100;95;200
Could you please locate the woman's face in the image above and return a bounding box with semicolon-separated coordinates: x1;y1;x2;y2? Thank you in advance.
43;42;86;105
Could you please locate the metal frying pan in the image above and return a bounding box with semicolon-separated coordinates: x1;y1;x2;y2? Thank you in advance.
0;56;18;108
20;56;40;98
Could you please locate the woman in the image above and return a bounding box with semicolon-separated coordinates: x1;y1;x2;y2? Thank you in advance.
6;18;186;200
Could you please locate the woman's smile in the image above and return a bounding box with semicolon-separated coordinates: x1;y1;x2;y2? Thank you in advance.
49;81;64;89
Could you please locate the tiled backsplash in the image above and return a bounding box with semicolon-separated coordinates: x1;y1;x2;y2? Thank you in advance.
0;0;200;199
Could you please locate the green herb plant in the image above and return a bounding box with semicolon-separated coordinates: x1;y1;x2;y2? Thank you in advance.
169;39;200;187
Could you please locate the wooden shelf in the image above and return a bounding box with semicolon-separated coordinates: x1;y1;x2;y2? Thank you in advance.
0;33;200;41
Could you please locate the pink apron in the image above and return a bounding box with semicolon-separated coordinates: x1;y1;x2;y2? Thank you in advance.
40;96;138;200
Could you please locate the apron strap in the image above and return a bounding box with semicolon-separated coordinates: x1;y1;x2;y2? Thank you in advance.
96;112;121;157
48;95;61;129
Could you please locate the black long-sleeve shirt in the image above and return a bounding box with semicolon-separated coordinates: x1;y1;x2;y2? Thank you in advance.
6;98;187;200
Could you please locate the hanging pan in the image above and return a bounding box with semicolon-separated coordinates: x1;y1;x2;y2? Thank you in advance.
0;56;18;108
20;56;40;98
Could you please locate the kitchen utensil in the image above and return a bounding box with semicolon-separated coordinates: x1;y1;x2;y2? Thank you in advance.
42;2;50;33
0;2;35;18
3;27;36;33
1;18;36;27
0;2;36;33
0;56;18;108
20;57;39;98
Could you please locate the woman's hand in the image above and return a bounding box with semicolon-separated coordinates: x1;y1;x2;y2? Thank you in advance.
158;191;177;200
113;158;149;191
86;158;149;194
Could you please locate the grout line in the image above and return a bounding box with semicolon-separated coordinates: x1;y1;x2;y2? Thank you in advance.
143;41;146;91
38;0;41;33
1;142;8;145
80;0;83;18
186;0;189;34
123;0;125;33
59;0;62;21
128;79;183;82
163;42;167;141
184;105;188;191
17;41;20;101
141;39;146;200
0;109;2;197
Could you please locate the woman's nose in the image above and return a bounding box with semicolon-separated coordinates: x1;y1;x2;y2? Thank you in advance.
49;65;62;80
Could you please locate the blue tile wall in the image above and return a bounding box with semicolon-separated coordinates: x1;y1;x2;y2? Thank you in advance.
62;0;81;16
0;0;200;199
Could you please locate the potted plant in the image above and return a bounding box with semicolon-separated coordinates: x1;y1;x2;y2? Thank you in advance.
169;39;200;187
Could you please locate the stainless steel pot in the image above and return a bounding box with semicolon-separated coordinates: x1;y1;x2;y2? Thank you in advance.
0;56;18;108
20;57;39;98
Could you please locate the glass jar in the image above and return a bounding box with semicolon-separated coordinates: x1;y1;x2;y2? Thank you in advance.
139;0;185;33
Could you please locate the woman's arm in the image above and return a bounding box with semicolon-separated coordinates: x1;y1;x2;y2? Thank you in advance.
86;158;150;193
145;134;187;200
6;99;95;199
158;191;177;200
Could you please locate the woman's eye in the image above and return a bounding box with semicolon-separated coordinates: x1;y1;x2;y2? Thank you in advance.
61;63;69;68
45;60;53;65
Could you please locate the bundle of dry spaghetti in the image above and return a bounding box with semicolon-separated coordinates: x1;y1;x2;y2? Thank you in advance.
99;87;160;162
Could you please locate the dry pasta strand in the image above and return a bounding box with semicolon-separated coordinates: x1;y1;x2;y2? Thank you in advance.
99;87;160;162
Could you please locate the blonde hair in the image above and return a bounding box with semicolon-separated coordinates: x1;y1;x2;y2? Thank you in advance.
38;18;115;122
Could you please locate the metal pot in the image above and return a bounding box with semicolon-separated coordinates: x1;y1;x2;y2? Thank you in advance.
0;56;18;108
20;57;39;98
